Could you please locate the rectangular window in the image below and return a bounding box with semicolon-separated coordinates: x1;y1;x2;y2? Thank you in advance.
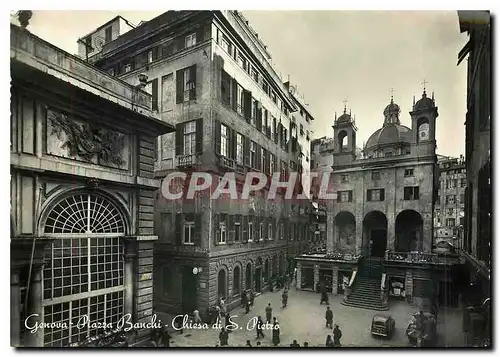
251;99;258;125
180;66;196;102
279;223;284;240
236;133;244;164
147;50;153;63
218;222;227;244
372;171;380;180
221;36;230;53
124;64;132;73
105;26;112;43
250;141;257;168
367;189;385;202
262;108;268;135
183;121;197;155
259;223;264;241
446;195;456;205
272;91;277;103
341;174;349;182
252;68;258;82
235;222;241;242
404;168;414;177
236;85;244;115
248;222;253;242
261;148;266;172
461;178;467;187
338;190;352;202
237;55;246;71
404;186;420;200
262;81;269;94
448;208;454;216
220;124;229;157
221;70;231;105
268;223;273;240
269;153;275;175
183;221;195;244
446;218;455;227
185;33;196;48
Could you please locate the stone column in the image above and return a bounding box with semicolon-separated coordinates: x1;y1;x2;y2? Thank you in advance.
386;214;396;251
296;262;302;290
26;268;43;347
313;264;319;291
331;266;339;295
11;269;20;347
405;270;413;304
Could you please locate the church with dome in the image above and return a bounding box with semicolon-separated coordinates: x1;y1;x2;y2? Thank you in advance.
297;88;463;311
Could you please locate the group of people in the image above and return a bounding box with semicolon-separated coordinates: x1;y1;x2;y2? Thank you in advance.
325;325;343;347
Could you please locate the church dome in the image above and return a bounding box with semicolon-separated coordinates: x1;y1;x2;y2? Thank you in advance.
414;91;435;111
365;124;412;150
336;112;352;123
383;101;400;116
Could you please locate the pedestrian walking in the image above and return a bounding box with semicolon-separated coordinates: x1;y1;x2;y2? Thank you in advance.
325;306;333;328
160;328;172;347
193;309;201;324
241;291;248;308
303;342;309;347
246;299;251;314
265;303;273;323
245;340;252;347
272;318;280;346
256;316;265;339
320;290;329;305
333;324;342;347
249;290;255;307
325;335;334;347
219;327;229;346
282;289;288;308
290;339;300;347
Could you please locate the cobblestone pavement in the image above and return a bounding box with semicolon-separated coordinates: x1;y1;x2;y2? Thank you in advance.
160;288;466;348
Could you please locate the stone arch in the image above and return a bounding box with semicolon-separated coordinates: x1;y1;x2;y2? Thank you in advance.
338;130;348;152
334;211;356;252
245;261;253;291
362;210;388;257
395;210;423;252
217;265;229;300
232;263;242;297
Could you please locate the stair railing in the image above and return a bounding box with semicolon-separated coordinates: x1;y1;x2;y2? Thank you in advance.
381;273;389;307
343;268;357;302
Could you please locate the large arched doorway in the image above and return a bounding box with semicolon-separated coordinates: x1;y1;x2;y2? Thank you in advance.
395;210;423;252
363;211;388;257
264;259;269;285
41;191;128;347
217;268;227;300
254;258;262;293
245;263;252;291
233;265;241;297
272;255;277;278
334;211;356;251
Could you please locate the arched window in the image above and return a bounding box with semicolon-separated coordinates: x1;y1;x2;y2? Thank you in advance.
218;269;227;300
41;192;126;347
233;266;241;296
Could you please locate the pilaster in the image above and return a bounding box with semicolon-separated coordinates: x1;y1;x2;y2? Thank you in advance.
313;264;319;291
331;266;339;295
296;262;302;290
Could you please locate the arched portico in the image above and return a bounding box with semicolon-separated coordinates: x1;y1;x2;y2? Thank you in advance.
395;210;423;252
362;211;388;257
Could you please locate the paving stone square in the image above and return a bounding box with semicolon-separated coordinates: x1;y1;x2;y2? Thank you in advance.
161;287;466;348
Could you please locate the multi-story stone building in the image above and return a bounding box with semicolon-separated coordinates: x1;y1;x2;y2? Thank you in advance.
457;10;491;345
311;136;334;173
10;24;173;347
296;93;462;310
433;155;466;247
84;10;314;317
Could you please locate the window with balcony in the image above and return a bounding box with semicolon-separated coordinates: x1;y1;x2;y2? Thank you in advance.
183;121;197;155
404;186;420;200
236;133;244;164
220;124;229;157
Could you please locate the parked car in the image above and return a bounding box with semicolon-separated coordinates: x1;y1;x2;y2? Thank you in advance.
371;314;396;339
406;312;437;347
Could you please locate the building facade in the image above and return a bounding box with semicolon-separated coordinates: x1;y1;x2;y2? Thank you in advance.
85;10;314;317
433;155;466;247
297;93;462;310
10;25;174;347
457;10;491;345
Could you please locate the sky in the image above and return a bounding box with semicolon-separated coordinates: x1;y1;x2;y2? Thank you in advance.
19;10;468;157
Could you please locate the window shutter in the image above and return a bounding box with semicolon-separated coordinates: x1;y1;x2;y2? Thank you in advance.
244;91;252;120
194;214;202;246
176;69;184;103
273;118;278;143
214;213;220;246
189;65;197;101
244;137;250;166
175;214;182;245
255;216;260;242
196;26;205;43
175;123;184;156
348;191;353;202
367;190;372;202
255;143;261;170
415;186;420;199
228;215;235;244
256;103;263;130
242;216;248;243
221;70;231;105
380;189;385;201
231;79;238;111
151;78;158;111
214;119;221;155
231;129;237;160
195;118;203;154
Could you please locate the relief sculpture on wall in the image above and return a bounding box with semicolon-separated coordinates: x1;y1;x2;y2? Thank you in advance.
47;109;127;168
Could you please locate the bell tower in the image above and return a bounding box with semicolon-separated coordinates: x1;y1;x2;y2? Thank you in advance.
410;81;438;156
332;100;357;166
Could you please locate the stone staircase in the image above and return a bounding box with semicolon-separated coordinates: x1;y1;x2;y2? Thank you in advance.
342;257;388;311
